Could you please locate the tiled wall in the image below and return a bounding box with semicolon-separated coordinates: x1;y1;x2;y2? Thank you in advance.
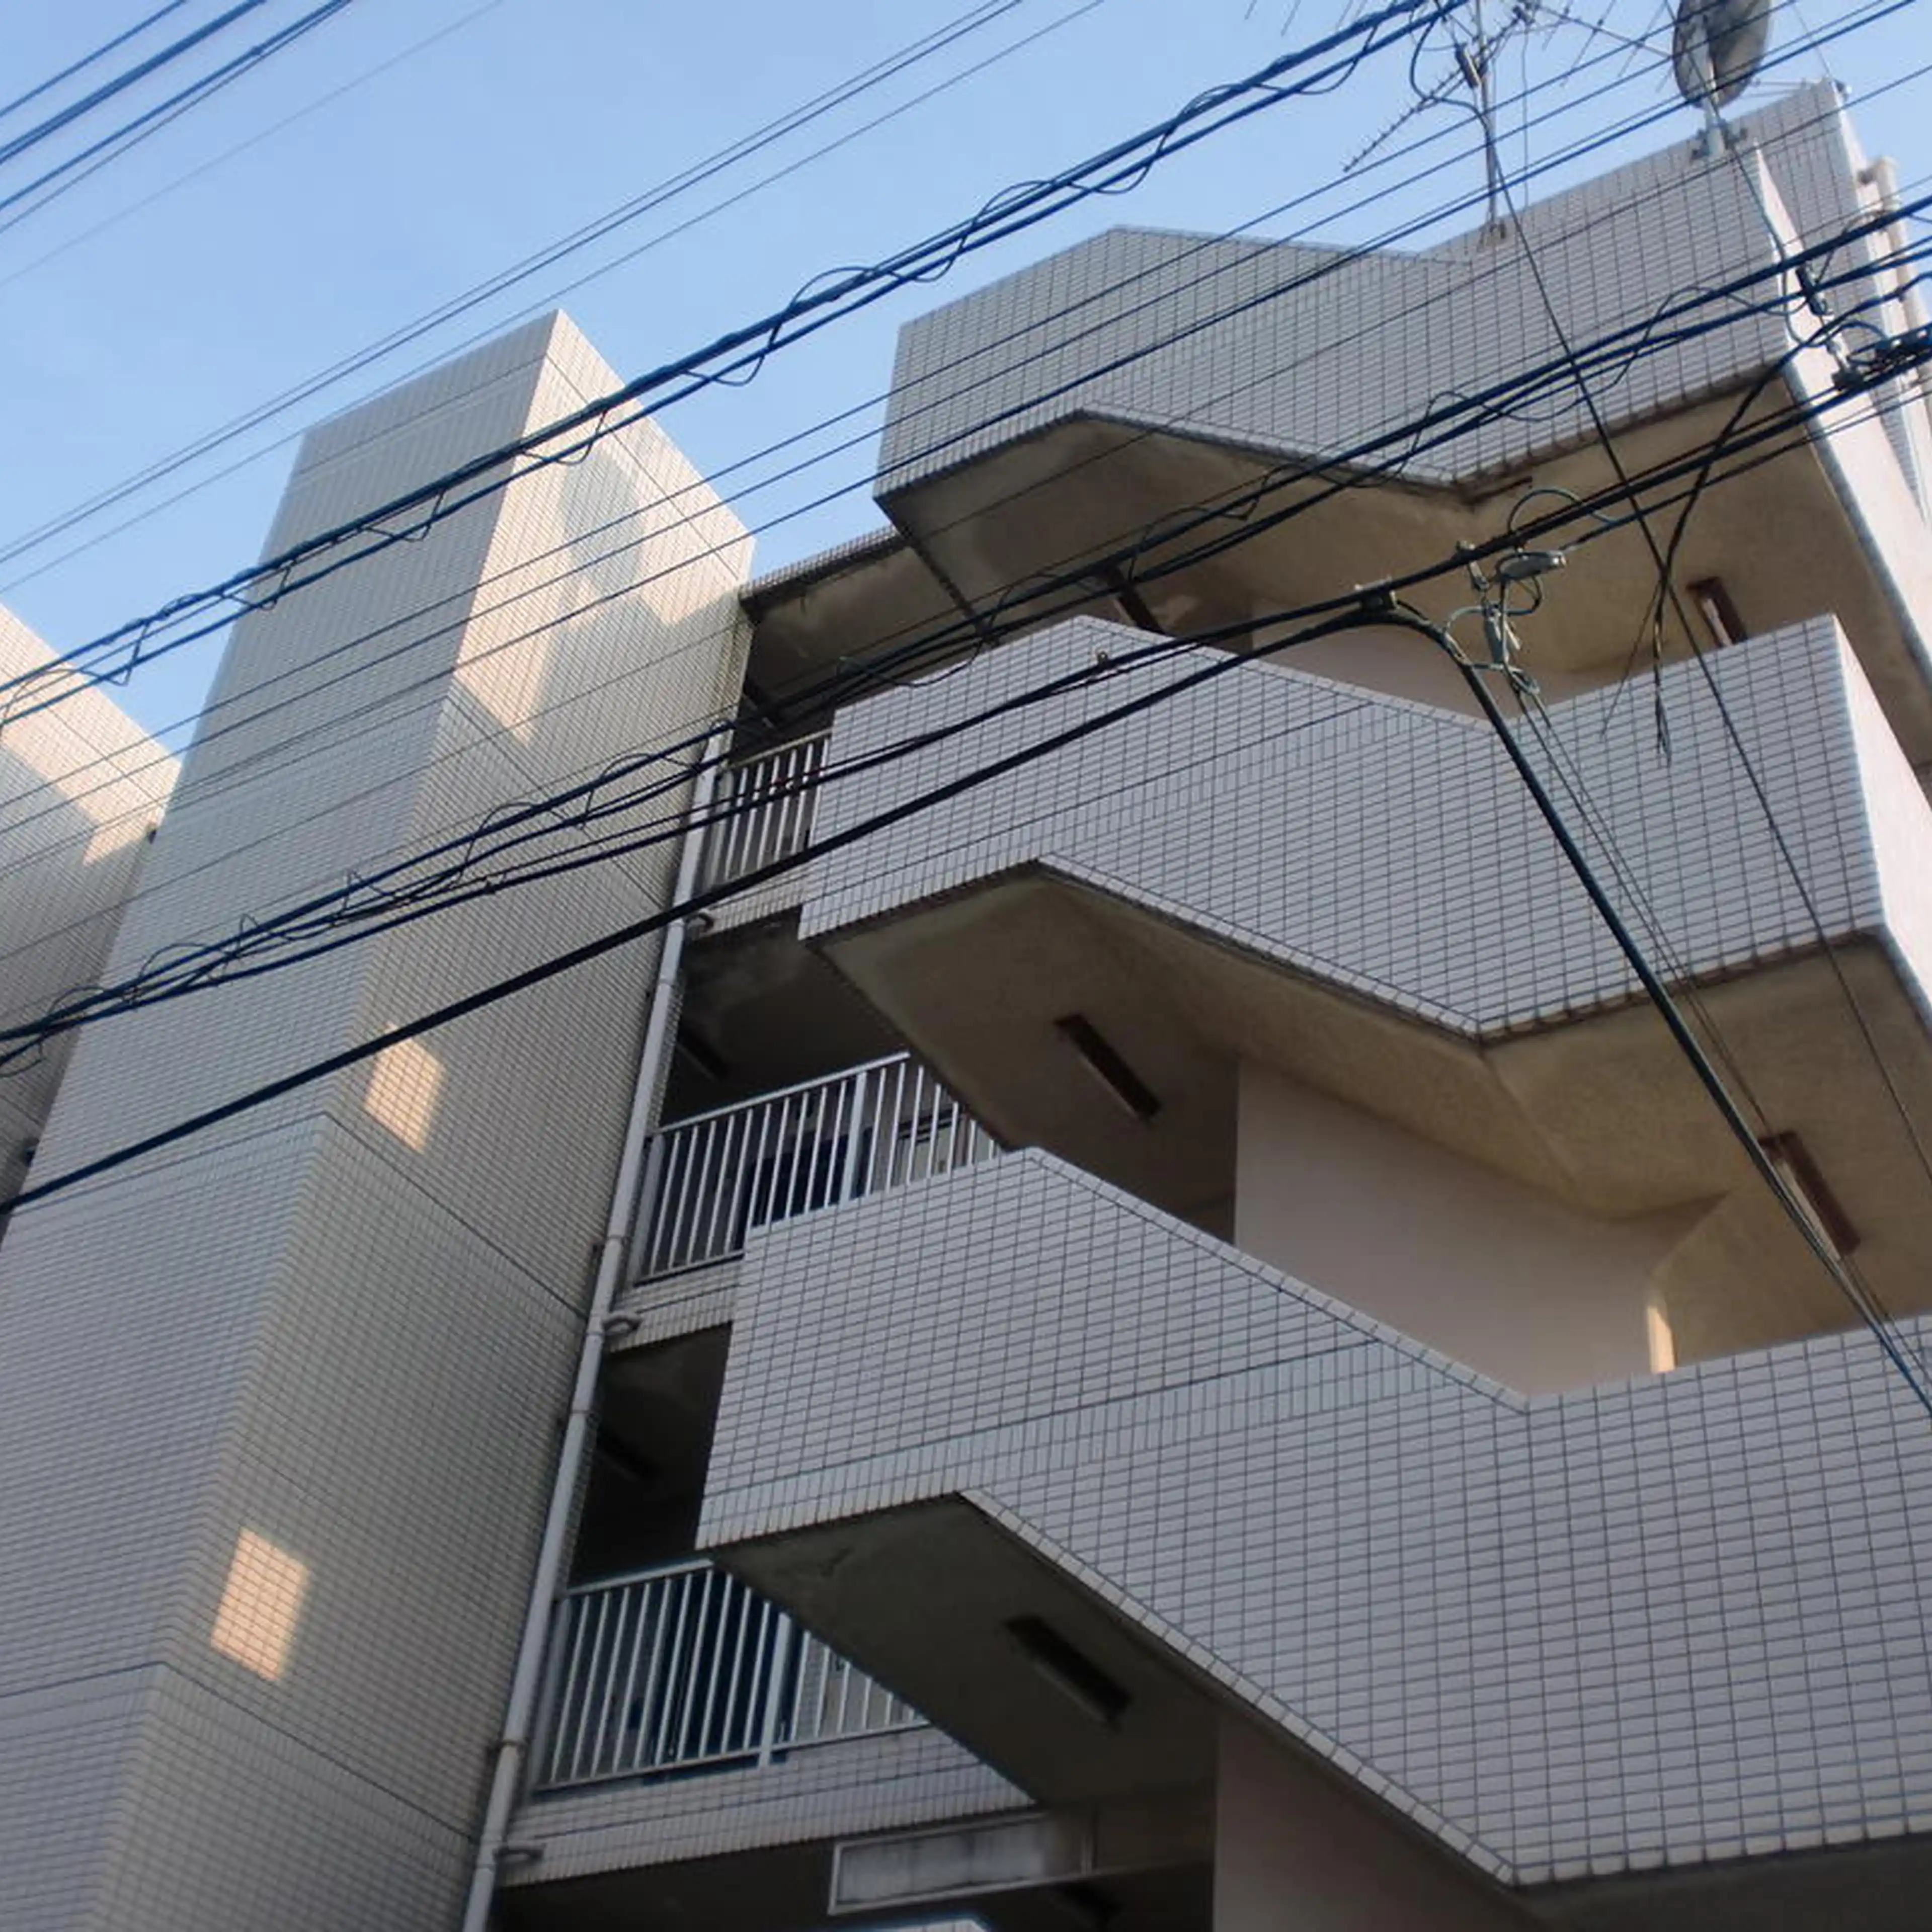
506;1723;1021;1886
0;605;177;1227
802;613;1911;1035
702;1148;1932;1887
0;314;750;1930
876;86;1879;501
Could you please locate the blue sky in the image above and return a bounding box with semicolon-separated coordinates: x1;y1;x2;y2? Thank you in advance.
0;0;1925;747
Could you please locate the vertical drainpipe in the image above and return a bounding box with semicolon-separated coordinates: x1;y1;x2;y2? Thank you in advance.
458;727;732;1932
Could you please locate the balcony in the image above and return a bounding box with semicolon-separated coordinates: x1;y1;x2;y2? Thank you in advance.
503;1551;1026;1917
700;733;826;931
635;1052;995;1283
792;613;1932;1363
856;92;1932;770
535;1559;922;1793
697;1143;1932;1920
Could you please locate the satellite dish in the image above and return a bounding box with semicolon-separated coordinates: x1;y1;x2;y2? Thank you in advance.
1672;0;1773;120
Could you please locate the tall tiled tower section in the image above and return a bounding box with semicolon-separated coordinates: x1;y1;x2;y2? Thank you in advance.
0;315;751;1930
0;607;178;1239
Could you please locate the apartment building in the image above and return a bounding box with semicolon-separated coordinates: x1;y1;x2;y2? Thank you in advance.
1;77;1929;1932
0;609;176;1241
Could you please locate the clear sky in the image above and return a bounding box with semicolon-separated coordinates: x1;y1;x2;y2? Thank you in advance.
0;0;1925;748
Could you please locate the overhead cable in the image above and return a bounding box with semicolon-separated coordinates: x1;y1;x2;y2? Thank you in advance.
0;0;362;236
5;304;1923;1073
0;3;196;127
0;0;1062;575
2;0;1902;786
0;1;273;170
0;0;1454;720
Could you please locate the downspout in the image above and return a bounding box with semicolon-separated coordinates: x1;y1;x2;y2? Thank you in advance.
458;728;731;1932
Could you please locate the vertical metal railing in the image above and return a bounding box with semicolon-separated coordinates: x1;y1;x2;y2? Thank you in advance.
636;1052;996;1279
700;733;828;892
534;1561;923;1791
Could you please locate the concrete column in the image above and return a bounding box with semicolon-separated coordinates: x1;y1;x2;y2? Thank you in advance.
0;313;750;1931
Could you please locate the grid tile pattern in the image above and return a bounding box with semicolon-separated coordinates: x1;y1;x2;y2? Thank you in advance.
0;605;178;1234
803;613;1910;1037
877;87;1875;502
0;314;751;1932
702;1149;1932;1886
505;1722;1022;1884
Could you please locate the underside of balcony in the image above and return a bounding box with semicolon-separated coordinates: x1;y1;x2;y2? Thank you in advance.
793;615;1932;1374
863;371;1932;770
696;1148;1932;1922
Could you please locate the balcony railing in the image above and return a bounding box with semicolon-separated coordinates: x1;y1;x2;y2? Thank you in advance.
700;733;827;893
536;1560;922;1791
636;1051;996;1280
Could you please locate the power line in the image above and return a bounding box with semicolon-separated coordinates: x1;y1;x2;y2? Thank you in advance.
1475;110;1932;1394
0;0;363;236
0;1;510;295
1379;600;1932;1420
4;179;1905;977
7;316;1922;1077
4;30;1916;1043
7;278;1929;1408
0;0;1453;722
0;6;1736;943
0;3;195;127
0;2;273;170
5;144;1922;1001
0;0;1676;801
1;0;1627;606
0;0;1061;575
17;530;1932;1438
3;0;1899;816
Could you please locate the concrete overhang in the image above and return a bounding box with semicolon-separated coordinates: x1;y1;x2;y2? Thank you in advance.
696;1146;1932;1922
741;526;963;723
817;869;1932;1362
794;613;1932;1363
723;1501;1932;1929
733;1499;1219;1811
873;384;1932;767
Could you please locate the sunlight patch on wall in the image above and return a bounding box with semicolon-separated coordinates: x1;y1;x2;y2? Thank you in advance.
210;1531;309;1681
83;815;152;864
363;1038;444;1150
1646;1296;1677;1375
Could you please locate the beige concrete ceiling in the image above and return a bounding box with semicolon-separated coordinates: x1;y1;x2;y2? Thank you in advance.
820;872;1932;1364
850;388;1932;768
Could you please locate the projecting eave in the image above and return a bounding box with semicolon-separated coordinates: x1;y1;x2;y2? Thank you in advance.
858;84;1932;754
872;86;1874;508
740;523;906;613
867;368;1932;764
700;1145;1932;1907
797;614;1932;1360
738;524;963;717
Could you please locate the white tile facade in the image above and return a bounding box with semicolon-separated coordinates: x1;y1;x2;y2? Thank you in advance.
0;606;177;1229
506;1724;1021;1885
702;1148;1932;1887
877;86;1881;502
1;52;1927;1931
801;612;1921;1036
0;315;752;1931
